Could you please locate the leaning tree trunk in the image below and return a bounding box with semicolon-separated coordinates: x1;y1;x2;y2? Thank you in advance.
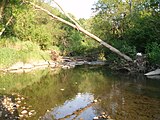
26;1;133;62
0;16;13;36
0;0;12;36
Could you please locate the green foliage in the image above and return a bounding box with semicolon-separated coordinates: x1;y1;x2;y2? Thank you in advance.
146;42;160;64
1;0;98;62
0;37;19;47
1;0;160;66
0;47;18;68
124;14;160;52
0;41;50;68
68;30;84;53
17;41;50;63
91;15;113;40
0;0;24;36
2;0;160;66
113;40;136;58
91;0;160;64
104;40;136;61
7;1;70;50
14;8;51;49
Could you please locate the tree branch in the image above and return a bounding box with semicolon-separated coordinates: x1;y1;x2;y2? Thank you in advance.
0;16;13;36
52;0;80;30
0;0;6;20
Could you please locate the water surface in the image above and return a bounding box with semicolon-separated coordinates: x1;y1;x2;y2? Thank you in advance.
0;66;160;120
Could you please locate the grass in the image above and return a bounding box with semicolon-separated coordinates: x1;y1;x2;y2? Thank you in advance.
0;39;51;68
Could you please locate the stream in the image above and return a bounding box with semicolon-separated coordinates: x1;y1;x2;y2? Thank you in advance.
0;66;160;120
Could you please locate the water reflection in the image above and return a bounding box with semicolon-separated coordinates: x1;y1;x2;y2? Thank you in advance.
42;93;96;120
0;66;160;120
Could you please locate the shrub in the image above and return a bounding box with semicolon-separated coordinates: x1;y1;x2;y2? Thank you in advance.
0;48;19;68
104;40;136;61
0;41;51;68
146;42;160;64
17;41;50;63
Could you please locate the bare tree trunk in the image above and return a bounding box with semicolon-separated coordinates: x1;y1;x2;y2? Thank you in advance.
129;0;132;15
26;1;133;62
0;16;13;36
0;0;6;20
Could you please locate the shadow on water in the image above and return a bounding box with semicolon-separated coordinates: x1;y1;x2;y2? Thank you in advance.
0;66;160;120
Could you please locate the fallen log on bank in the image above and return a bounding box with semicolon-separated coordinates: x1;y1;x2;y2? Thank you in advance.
26;1;133;62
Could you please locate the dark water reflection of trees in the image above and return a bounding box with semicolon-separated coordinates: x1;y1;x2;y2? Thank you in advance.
0;66;160;120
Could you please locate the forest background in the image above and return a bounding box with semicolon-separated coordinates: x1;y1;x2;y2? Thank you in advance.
0;0;160;69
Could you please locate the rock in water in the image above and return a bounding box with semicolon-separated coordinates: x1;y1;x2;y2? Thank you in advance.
144;69;160;76
9;62;24;70
21;110;28;114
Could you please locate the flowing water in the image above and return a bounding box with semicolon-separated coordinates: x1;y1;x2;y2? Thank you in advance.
0;66;160;120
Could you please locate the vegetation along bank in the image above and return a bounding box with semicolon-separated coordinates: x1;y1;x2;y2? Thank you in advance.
0;0;160;73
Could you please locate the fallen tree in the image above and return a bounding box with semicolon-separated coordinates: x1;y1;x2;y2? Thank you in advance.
26;1;133;62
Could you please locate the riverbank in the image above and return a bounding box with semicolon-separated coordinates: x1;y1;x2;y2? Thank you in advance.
107;55;160;74
0;57;106;73
1;55;159;77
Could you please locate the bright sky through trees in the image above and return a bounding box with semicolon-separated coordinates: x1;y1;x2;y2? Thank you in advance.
54;0;98;19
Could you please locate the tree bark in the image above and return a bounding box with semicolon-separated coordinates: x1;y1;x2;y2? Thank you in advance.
0;16;13;36
27;1;133;62
0;0;6;20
